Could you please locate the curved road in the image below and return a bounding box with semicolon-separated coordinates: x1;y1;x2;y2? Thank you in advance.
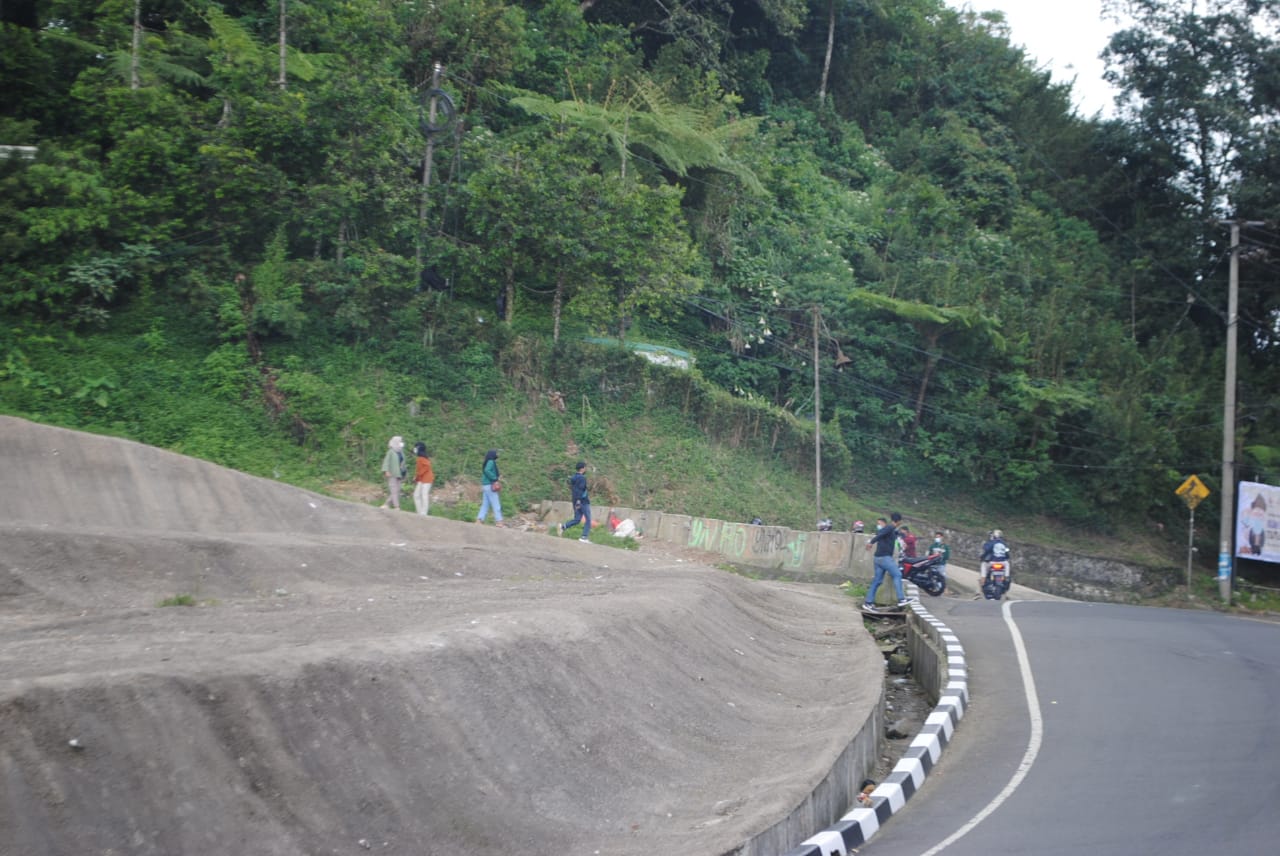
862;599;1280;856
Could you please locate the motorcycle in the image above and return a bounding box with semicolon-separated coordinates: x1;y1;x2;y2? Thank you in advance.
899;552;947;597
983;560;1011;600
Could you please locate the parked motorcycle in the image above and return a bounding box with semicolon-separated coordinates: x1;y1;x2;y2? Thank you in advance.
983;560;1011;600
899;552;947;596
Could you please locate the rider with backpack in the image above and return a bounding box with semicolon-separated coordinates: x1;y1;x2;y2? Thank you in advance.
980;529;1012;596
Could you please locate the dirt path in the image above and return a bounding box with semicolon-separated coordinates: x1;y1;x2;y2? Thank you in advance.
0;416;883;856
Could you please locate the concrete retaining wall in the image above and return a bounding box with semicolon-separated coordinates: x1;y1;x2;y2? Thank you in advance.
735;696;885;856
536;499;982;855
538;501;870;582
906;610;945;707
779;599;969;856
540;501;1176;600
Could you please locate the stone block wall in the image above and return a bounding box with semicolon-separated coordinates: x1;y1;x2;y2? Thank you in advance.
944;529;1175;601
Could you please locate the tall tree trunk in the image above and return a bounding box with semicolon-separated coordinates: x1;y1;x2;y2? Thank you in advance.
620;113;629;180
130;0;142;90
278;0;287;90
552;269;564;342
415;65;443;269
818;0;835;105
912;328;941;430
235;274;262;366
503;256;514;324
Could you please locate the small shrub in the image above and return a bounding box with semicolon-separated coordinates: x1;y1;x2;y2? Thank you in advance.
606;533;640;551
159;594;196;607
838;580;869;601
450;501;481;522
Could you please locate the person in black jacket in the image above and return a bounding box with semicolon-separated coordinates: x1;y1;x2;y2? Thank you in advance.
557;461;592;542
863;512;912;609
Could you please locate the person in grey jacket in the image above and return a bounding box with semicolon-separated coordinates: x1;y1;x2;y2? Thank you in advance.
380;436;405;509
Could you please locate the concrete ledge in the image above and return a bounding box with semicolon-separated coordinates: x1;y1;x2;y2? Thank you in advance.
779;587;969;856
733;697;884;856
537;498;975;854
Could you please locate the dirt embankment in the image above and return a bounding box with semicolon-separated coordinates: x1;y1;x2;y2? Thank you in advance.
0;417;882;856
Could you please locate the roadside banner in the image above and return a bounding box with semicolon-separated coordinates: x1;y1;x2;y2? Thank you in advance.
1236;481;1280;564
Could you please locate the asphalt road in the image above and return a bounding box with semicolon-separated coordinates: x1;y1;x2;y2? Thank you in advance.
858;598;1280;856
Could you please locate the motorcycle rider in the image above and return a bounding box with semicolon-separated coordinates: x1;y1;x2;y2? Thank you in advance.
980;529;1012;595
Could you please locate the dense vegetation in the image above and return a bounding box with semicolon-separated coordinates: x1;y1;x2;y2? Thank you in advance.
2;0;1278;568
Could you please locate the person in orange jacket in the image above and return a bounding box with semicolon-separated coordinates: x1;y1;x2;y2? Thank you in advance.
412;442;434;516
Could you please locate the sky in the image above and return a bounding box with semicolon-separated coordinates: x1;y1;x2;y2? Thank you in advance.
947;0;1125;117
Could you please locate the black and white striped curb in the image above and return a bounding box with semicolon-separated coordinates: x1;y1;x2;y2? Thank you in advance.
780;595;969;856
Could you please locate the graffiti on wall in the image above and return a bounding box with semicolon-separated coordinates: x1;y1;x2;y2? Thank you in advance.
687;519;807;566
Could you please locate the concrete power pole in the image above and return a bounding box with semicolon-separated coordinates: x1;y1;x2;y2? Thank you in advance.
1215;220;1265;603
813;305;822;521
1217;221;1240;603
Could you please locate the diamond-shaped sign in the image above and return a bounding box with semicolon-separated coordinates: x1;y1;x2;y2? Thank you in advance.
1176;474;1210;509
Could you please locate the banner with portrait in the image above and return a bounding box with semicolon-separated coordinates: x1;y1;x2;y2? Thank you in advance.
1236;481;1280;564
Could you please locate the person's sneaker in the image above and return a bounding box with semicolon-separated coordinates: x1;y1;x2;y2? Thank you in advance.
557;523;564;534
863;603;880;611
898;597;918;607
578;537;590;543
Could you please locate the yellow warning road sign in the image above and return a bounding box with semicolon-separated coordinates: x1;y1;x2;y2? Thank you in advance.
1176;474;1210;509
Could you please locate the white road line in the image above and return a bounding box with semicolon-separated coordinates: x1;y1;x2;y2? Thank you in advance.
918;600;1044;856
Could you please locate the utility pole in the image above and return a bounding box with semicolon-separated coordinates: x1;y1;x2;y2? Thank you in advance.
1216;220;1264;603
813;305;822;521
1188;503;1196;592
416;63;443;271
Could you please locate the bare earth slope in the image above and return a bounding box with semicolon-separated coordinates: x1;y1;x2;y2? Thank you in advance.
0;416;880;856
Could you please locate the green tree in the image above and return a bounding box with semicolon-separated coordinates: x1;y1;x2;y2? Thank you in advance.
505;74;763;189
1103;0;1280;223
457;126;701;341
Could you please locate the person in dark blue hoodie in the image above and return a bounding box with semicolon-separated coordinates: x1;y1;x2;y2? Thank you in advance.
557;461;592;542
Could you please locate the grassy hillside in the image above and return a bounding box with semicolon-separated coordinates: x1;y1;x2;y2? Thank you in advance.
0;303;1185;571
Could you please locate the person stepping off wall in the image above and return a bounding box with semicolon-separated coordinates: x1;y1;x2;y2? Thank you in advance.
557;461;592;542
